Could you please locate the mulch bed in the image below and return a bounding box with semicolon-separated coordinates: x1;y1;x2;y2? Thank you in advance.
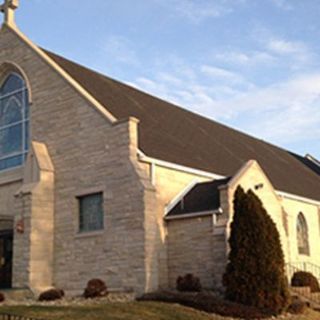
139;290;271;319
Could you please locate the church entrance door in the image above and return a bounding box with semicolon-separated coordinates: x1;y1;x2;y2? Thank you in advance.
0;230;13;289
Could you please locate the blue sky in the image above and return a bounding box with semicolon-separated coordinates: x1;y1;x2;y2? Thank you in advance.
14;0;320;159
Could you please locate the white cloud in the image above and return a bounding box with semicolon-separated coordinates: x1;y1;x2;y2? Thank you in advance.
201;65;244;82
216;74;320;143
267;39;307;55
130;63;320;147
264;38;316;69
99;33;319;153
247;28;316;69
214;50;276;66
153;0;245;23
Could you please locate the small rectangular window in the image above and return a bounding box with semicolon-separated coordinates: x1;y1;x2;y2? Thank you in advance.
78;193;104;232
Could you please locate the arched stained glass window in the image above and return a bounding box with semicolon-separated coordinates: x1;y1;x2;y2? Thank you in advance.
0;73;29;171
297;212;310;255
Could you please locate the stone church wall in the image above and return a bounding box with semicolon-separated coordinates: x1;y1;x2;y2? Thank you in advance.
280;197;320;267
138;161;212;289
0;173;22;224
138;163;229;291
0;26;157;295
1;24;320;297
167;216;215;289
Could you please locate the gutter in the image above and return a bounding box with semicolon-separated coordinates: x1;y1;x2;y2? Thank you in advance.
164;208;223;221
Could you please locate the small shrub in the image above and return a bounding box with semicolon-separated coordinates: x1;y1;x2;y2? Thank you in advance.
38;288;64;301
291;271;320;293
0;292;5;303
176;274;201;292
83;278;108;299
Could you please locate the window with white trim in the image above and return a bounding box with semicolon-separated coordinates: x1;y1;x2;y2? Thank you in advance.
0;73;29;171
78;193;104;232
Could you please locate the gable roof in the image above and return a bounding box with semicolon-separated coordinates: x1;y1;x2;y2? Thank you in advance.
43;49;320;202
167;178;231;217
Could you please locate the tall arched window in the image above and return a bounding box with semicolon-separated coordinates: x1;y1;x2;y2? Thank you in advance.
0;73;29;171
297;212;310;255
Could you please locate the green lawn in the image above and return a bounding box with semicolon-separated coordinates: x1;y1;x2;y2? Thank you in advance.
0;301;319;320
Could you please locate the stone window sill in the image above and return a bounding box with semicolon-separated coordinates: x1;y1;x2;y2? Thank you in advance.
0;167;23;186
74;230;104;239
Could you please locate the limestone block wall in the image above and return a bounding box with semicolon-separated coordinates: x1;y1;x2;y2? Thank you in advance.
167;216;215;289
12;192;31;287
0;174;21;225
0;25;158;295
138;161;212;288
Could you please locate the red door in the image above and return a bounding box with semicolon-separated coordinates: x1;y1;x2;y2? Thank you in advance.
0;231;13;289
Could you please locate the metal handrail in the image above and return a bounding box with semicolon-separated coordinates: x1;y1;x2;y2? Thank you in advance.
286;261;320;281
286;261;320;306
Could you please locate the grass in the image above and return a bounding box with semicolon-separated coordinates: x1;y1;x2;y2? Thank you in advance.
0;301;319;320
0;302;228;320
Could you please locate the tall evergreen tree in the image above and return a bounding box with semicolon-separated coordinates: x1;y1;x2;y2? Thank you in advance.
223;186;290;315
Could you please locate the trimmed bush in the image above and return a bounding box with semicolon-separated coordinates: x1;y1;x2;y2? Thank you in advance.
176;273;201;292
38;288;64;301
0;292;5;303
83;278;108;299
291;271;320;293
223;186;290;315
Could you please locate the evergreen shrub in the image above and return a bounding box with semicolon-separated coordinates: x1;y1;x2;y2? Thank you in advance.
223;186;290;315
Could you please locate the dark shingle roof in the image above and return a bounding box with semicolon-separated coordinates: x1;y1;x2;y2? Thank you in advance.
291;153;320;176
167;178;231;217
43;49;320;202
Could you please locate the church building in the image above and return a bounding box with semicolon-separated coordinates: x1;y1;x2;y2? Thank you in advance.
0;0;320;296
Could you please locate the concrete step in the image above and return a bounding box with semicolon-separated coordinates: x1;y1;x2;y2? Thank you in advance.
309;292;320;301
290;287;320;310
0;288;34;301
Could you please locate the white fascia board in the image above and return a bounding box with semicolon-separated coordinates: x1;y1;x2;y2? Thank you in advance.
164;179;200;215
306;154;320;167
137;150;225;180
165;210;219;221
276;191;320;207
137;151;320;208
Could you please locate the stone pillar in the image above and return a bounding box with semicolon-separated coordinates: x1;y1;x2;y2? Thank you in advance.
118;117;159;294
13;141;54;294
